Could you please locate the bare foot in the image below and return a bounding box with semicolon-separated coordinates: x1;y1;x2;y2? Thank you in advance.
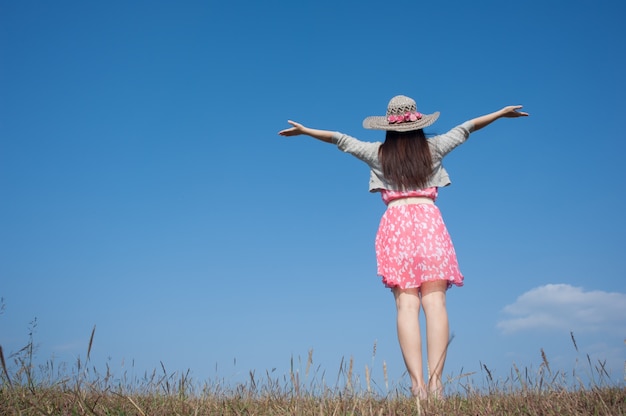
412;385;428;400
429;386;444;400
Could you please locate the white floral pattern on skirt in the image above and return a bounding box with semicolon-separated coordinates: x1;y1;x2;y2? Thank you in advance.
376;188;464;290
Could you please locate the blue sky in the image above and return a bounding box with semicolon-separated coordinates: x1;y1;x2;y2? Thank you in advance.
1;0;625;393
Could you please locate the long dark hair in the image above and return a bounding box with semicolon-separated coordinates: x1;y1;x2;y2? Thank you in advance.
378;129;433;189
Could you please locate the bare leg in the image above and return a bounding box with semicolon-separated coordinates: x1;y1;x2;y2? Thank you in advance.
420;280;449;397
393;287;427;398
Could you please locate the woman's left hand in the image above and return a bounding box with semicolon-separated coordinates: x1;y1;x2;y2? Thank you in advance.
278;121;335;143
278;120;307;136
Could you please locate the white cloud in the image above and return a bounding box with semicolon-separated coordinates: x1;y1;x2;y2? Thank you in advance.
497;284;626;334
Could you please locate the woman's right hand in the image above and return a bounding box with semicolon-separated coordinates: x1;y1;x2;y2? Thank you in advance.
499;105;529;118
470;105;529;131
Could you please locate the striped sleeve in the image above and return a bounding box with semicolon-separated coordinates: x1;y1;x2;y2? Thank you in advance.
430;121;474;157
331;132;382;165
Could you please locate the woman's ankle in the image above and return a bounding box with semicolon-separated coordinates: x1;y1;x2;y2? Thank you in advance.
428;384;444;399
411;384;428;400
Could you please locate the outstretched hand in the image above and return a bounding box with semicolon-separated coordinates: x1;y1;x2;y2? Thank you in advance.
278;120;307;136
500;105;529;118
470;105;529;131
277;120;335;143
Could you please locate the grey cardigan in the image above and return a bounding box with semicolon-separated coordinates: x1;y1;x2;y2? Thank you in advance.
330;121;475;192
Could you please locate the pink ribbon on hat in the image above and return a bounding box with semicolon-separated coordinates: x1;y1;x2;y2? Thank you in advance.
387;111;422;124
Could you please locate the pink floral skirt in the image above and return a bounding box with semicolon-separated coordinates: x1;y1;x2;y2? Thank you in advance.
376;188;464;290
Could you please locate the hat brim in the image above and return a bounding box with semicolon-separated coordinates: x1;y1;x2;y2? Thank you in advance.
362;112;440;132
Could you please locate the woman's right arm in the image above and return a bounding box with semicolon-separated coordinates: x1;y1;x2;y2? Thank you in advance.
470;105;529;132
278;120;334;143
431;105;528;157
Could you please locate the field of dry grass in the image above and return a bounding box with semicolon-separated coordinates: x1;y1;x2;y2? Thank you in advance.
1;326;624;415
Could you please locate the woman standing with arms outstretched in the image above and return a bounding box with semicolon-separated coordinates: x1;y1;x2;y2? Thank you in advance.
279;95;528;398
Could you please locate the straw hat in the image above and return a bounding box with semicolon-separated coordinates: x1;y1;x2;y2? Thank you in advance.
362;95;439;132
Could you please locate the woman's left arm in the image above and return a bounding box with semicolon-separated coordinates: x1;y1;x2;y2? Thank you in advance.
278;120;334;144
470;105;529;132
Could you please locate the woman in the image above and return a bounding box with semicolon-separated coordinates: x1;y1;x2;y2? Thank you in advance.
278;95;528;398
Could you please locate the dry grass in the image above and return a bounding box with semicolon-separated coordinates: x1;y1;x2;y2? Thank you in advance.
0;325;624;415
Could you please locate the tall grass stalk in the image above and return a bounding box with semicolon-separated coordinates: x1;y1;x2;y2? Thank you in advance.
0;328;624;415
